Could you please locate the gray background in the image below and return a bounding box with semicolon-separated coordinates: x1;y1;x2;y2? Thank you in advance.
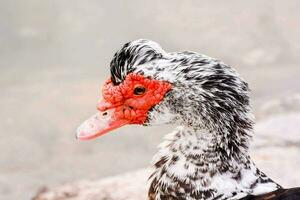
0;0;300;199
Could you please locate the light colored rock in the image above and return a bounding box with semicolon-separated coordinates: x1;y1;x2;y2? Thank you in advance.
256;93;300;119
33;169;151;200
252;113;300;187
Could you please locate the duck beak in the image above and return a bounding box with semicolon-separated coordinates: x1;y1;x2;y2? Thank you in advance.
76;108;130;141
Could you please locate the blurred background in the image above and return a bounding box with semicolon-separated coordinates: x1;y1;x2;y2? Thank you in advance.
1;0;300;199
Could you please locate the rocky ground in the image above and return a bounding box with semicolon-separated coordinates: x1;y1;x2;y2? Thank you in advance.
33;94;300;200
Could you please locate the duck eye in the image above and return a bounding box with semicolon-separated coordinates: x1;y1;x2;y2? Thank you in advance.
133;86;146;95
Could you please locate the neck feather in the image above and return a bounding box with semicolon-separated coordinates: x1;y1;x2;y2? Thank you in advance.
148;126;280;200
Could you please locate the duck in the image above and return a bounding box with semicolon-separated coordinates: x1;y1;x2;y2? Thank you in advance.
76;39;300;200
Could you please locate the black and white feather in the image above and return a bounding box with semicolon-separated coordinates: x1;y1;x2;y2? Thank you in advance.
109;39;299;200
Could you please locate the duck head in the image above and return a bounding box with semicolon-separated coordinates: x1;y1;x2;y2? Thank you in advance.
76;39;253;156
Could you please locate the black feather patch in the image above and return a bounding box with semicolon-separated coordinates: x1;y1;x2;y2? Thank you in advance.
110;39;162;85
241;188;300;200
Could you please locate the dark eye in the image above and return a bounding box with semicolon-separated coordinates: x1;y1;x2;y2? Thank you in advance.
134;86;146;95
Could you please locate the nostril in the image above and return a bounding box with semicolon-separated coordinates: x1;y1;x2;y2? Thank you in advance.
128;106;134;109
102;112;108;116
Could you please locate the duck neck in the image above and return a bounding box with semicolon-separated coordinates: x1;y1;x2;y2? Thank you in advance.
149;126;281;200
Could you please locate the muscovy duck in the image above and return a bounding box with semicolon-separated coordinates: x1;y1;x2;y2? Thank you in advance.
76;39;300;200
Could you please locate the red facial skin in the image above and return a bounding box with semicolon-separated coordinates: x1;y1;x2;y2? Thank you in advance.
98;73;172;124
76;73;172;140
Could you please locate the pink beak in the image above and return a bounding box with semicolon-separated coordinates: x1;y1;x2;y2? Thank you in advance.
76;108;129;140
